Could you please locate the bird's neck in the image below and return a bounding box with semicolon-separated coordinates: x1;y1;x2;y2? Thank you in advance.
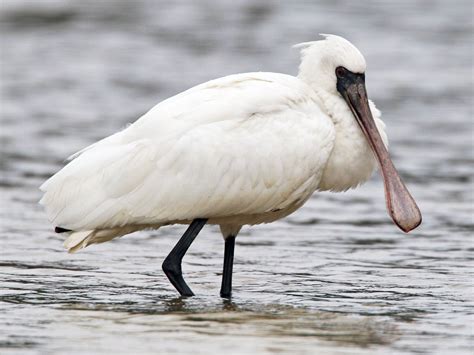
314;89;381;192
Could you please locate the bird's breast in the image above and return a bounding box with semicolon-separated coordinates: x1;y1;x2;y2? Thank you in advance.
317;98;386;192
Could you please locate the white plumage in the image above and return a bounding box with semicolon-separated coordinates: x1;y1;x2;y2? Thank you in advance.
40;35;393;252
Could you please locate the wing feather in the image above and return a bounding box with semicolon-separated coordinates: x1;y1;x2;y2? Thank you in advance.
40;73;335;231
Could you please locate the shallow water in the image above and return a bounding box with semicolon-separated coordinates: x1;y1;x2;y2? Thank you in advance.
0;0;473;354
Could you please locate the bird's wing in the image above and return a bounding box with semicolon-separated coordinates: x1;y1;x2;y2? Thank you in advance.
40;73;335;230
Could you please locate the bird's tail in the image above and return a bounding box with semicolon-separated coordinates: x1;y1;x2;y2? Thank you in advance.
64;230;95;253
63;227;137;253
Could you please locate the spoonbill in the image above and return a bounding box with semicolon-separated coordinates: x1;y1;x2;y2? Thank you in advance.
40;34;422;298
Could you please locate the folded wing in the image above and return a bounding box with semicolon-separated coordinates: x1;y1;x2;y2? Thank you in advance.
40;73;335;231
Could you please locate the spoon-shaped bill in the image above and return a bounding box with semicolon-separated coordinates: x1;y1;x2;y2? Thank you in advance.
341;79;422;232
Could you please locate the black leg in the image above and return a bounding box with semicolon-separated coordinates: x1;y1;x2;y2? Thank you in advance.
220;235;236;298
162;218;207;297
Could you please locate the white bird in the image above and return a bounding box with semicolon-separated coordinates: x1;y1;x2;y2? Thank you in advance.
40;34;421;298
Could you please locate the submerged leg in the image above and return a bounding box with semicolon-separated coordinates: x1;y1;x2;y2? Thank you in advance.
162;218;207;297
220;235;236;298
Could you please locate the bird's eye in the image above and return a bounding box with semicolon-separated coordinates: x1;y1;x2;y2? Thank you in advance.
335;67;346;78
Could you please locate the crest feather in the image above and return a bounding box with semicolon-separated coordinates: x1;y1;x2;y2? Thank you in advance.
292;33;336;49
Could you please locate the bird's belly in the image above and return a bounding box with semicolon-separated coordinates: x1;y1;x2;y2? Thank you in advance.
172;172;320;228
207;198;309;226
163;198;308;229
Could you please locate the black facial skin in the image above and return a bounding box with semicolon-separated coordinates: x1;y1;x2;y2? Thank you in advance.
335;66;365;96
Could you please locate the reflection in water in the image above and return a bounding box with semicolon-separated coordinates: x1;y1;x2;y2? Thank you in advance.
0;0;473;354
163;297;190;313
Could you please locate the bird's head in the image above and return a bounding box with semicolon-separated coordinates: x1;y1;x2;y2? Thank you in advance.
296;35;421;233
296;34;366;95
